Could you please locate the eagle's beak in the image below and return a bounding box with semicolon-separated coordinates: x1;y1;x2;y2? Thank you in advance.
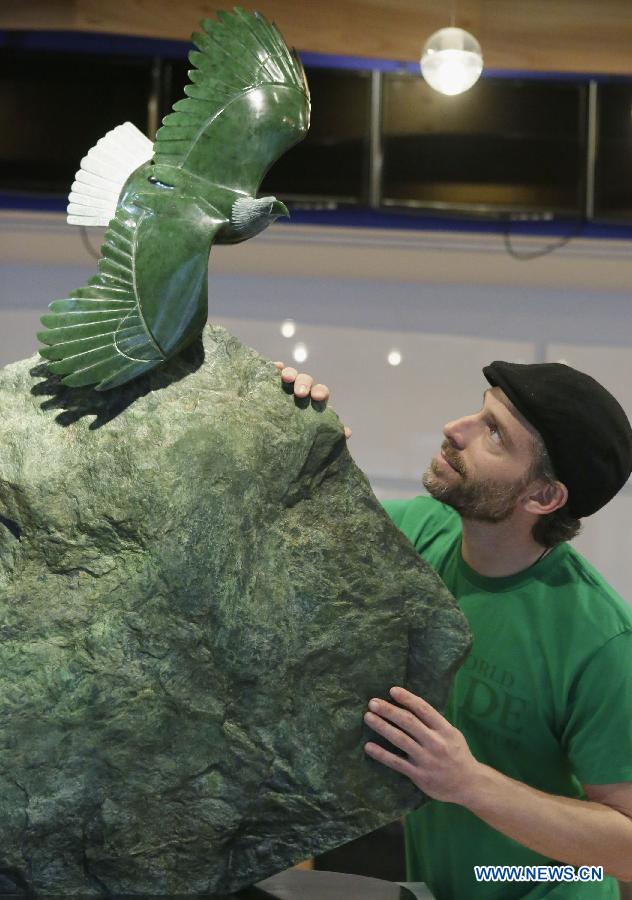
272;200;290;219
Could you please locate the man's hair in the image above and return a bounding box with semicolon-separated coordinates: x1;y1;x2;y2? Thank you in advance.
529;436;582;548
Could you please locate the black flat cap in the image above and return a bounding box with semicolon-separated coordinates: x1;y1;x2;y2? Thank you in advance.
483;361;632;518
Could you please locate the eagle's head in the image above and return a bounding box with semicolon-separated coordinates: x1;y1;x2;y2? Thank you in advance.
267;197;290;219
229;195;289;242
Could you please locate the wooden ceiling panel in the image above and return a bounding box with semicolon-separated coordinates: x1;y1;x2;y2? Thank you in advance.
1;0;631;74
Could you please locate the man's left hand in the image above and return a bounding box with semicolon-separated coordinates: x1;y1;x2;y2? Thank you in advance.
364;686;481;805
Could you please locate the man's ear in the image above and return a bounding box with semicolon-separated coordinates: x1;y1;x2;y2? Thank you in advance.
523;480;568;516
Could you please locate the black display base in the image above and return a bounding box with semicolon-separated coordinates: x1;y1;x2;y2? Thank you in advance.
314;820;406;882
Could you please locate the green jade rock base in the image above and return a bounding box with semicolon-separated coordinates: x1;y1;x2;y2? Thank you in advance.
0;326;470;895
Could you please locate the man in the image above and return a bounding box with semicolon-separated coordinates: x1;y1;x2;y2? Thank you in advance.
277;359;632;899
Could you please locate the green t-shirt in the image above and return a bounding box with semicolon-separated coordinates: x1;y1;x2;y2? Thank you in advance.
382;496;632;900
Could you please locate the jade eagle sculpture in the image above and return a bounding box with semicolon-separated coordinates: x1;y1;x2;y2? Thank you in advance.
37;8;310;390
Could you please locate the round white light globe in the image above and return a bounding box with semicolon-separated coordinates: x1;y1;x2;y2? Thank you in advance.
420;27;483;96
281;319;296;338
387;350;402;367
292;342;308;364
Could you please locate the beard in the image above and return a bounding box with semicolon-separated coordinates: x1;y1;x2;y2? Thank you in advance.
422;441;530;523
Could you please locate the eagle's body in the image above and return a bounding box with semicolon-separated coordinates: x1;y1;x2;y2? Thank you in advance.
37;8;310;390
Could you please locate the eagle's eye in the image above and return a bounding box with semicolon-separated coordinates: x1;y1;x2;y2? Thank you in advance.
148;176;173;190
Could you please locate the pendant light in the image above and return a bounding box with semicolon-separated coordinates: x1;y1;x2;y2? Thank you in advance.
420;3;483;96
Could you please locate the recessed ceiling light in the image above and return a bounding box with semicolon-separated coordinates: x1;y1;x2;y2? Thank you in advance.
387;350;402;366
281;319;296;338
292;342;308;364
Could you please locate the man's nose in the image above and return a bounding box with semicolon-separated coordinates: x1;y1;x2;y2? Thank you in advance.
443;414;476;449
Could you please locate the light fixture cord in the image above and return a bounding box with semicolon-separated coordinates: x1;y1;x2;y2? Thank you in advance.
502;217;586;261
450;0;456;27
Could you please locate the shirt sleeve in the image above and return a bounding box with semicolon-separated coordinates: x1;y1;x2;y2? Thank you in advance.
561;629;632;785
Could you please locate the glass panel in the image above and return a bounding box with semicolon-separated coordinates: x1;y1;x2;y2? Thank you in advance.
594;83;632;221
262;67;371;204
0;51;152;194
381;74;585;216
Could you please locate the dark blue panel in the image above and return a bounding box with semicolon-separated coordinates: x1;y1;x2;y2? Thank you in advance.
3;193;632;241
285;207;620;238
0;193;66;212
3;31;632;81
0;29;190;59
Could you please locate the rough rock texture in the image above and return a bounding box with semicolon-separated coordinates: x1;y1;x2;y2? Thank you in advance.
0;325;471;896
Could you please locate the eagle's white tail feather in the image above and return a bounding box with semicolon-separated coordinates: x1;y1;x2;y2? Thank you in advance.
67;122;153;227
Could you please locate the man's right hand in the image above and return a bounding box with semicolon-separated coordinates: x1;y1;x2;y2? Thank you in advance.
274;362;352;439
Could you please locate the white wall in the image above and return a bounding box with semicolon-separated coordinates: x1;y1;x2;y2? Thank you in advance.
2;212;631;599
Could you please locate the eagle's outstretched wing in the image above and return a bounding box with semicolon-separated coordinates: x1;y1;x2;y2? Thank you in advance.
153;7;310;195
38;214;163;391
38;208;223;391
